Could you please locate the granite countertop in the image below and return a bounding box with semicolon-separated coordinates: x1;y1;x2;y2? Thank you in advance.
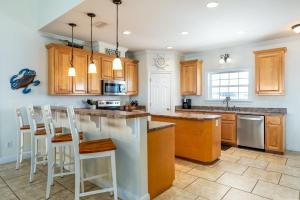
175;106;287;115
51;106;150;119
151;111;221;120
148;121;175;132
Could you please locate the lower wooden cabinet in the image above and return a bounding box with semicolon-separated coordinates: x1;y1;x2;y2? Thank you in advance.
221;114;237;145
265;115;285;153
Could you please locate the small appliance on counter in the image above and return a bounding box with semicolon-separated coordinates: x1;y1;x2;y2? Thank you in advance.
102;80;126;96
182;98;192;109
97;100;121;110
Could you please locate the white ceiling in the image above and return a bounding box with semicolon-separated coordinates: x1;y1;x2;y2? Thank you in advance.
40;0;300;52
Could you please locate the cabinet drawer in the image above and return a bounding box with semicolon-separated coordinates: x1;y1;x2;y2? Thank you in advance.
266;116;281;125
221;114;236;121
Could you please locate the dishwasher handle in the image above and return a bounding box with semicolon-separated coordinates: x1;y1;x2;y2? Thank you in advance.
238;117;263;121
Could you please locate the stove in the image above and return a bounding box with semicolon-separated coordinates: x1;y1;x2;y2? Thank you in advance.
97;100;121;110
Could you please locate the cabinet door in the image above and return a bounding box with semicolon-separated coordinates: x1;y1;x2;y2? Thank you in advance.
221;120;236;145
265;116;284;153
255;48;286;95
181;64;196;95
125;61;138;95
87;55;101;94
113;61;125;80
54;48;73;94
73;51;88;94
101;56;113;80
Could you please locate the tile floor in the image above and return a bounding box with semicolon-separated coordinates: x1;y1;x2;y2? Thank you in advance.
0;147;300;200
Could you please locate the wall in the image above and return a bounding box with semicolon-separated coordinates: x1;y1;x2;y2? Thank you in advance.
184;36;300;151
131;51;182;112
0;1;129;163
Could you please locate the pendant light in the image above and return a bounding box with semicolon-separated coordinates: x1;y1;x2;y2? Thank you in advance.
68;23;77;77
87;13;97;74
112;0;122;70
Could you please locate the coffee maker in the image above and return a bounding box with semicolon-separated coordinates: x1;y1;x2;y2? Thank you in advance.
182;98;192;109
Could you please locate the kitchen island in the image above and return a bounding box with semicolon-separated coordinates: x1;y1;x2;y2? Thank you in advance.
51;107;150;200
151;112;221;163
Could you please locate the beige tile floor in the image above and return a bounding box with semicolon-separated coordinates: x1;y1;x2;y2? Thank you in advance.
1;147;300;200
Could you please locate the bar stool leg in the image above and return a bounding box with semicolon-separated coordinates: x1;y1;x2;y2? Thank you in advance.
80;160;84;192
29;137;35;183
16;133;21;170
111;151;118;200
34;138;38;173
46;146;54;199
59;146;63;177
74;162;80;200
20;133;24;164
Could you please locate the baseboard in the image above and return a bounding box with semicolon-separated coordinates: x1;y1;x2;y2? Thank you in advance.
0;151;31;164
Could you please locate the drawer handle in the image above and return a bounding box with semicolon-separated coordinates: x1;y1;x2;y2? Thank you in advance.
239;117;263;121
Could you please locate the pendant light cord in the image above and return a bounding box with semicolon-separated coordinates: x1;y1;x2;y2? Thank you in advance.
71;25;74;67
116;3;119;58
90;15;94;63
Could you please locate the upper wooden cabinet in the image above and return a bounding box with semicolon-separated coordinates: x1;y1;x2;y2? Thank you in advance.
125;60;138;96
47;43;138;96
180;60;202;96
265;115;285;154
87;54;102;94
254;47;286;95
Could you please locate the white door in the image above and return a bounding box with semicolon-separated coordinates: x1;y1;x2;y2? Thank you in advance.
150;73;171;113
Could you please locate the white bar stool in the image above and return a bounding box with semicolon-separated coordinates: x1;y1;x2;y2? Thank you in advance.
27;105;63;183
15;107;45;170
42;105;84;199
67;106;118;200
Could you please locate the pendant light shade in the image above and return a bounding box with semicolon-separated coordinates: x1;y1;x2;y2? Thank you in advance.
68;23;77;77
292;24;300;34
112;0;122;70
113;57;122;70
87;13;97;74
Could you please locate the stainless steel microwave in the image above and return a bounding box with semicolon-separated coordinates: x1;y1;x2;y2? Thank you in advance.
102;80;126;96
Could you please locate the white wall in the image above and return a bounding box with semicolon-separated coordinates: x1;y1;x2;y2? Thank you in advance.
132;51;182;112
184;36;300;151
0;1;128;163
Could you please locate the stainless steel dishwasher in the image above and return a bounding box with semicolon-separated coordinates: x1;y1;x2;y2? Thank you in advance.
237;115;264;149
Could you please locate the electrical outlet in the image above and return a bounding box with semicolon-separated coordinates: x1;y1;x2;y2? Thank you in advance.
7;141;13;148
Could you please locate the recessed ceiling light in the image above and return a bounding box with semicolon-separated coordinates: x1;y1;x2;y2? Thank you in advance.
292;24;300;34
206;1;219;8
181;31;189;35
123;31;131;35
167;46;173;49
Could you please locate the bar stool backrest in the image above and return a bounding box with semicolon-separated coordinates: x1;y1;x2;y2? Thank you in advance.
16;107;25;130
67;106;80;158
42;105;56;141
27;105;38;134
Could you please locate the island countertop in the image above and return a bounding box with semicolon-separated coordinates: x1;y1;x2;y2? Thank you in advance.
148;121;175;132
51;106;150;119
151;111;221;120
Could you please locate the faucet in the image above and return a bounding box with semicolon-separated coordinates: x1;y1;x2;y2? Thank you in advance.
223;96;231;111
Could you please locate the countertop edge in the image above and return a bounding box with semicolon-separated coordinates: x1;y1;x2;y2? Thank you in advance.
148;121;175;132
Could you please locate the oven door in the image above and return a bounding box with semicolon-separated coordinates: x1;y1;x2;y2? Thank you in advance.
102;80;126;95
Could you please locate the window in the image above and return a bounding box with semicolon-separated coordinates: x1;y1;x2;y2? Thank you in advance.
208;70;249;100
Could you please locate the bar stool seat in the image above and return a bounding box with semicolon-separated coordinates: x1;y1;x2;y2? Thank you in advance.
52;132;84;143
35;127;63;136
20;123;44;130
79;138;116;154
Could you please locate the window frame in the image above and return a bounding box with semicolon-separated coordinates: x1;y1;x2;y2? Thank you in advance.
206;67;252;102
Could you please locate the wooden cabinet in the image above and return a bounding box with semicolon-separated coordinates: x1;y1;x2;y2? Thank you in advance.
265;115;285;154
101;56;114;80
73;50;88;94
221;114;237;145
47;43;139;96
254;47;286;95
180;60;202;96
87;54;101;94
148;124;175;199
48;45;73;94
125;60;138;96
